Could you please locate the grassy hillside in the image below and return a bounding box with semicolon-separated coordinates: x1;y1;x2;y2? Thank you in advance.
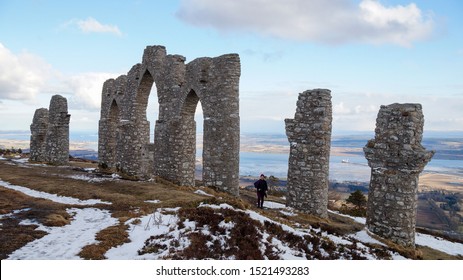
0;155;461;260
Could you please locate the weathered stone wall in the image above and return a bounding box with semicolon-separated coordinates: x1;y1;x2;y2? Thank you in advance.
30;95;70;165
364;103;434;247
98;45;240;195
285;89;332;218
30;108;49;162
46;95;70;165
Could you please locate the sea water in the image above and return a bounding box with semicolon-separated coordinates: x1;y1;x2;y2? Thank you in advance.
238;152;463;182
2;131;462;183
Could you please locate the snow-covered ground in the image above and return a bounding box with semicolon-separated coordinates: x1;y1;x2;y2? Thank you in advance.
0;178;112;205
416;232;463;256
8;208;118;260
1;179;462;260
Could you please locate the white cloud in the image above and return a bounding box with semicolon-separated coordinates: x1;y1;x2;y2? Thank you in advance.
333;102;352;115
65;72;119;111
0;43;52;101
176;0;434;46
358;0;434;46
0;43;119;113
63;17;122;36
354;104;377;114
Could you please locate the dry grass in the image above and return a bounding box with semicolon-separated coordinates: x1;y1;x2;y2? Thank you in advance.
0;159;206;259
165;206;265;260
361;230;435;260
0;187;69;259
417;245;463;260
2;158;461;260
79;223;130;260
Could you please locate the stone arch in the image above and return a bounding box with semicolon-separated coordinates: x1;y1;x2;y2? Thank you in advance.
132;69;158;177
98;45;240;195
135;70;156;124
173;89;201;186
181;89;200;118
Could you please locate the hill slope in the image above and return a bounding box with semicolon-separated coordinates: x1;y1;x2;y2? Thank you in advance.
0;155;462;260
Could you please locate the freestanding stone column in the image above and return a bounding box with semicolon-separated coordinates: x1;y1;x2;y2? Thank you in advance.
45;95;71;165
363;103;434;248
30;108;49;162
285;89;332;218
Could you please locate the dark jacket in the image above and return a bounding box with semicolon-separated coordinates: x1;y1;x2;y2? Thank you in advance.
254;179;268;193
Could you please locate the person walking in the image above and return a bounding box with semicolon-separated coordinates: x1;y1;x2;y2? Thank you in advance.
254;174;268;208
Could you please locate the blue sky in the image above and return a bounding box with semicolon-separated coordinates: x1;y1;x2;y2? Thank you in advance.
0;0;462;135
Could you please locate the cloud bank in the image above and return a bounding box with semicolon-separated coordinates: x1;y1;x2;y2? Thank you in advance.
0;43;118;111
0;43;52;101
65;72;116;110
176;0;434;46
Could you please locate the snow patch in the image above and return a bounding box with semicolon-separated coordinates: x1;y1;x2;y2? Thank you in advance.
348;230;383;246
8;208;118;260
12;158;29;164
280;210;296;216
328;209;367;224
199;203;234;210
194;189;213;197
416;232;463;256
0;208;31;220
0;178;112;205
264;201;286;209
66;174;108;183
105;209;181;260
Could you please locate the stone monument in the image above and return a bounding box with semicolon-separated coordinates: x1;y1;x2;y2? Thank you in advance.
363;103;434;247
30;95;70;165
285;89;332;218
98;45;241;195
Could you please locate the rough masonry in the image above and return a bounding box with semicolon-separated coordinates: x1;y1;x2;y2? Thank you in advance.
98;45;241;195
285;89;332;218
30;108;49;162
30;95;70;165
363;103;434;248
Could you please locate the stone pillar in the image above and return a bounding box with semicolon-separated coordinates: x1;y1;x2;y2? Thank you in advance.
200;54;241;196
285;89;332;218
174;116;197;187
202;116;240;196
363;103;434;248
45;95;70;165
30;108;49;162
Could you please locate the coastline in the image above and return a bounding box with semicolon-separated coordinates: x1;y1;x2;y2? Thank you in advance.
2;137;463;194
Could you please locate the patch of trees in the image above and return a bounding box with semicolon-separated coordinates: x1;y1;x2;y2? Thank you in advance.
341;190;367;217
0;147;23;155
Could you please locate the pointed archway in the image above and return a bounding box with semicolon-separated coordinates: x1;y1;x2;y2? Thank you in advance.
108;100;120;168
174;89;201;186
98;99;120;170
98;46;240;194
135;70;157;176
